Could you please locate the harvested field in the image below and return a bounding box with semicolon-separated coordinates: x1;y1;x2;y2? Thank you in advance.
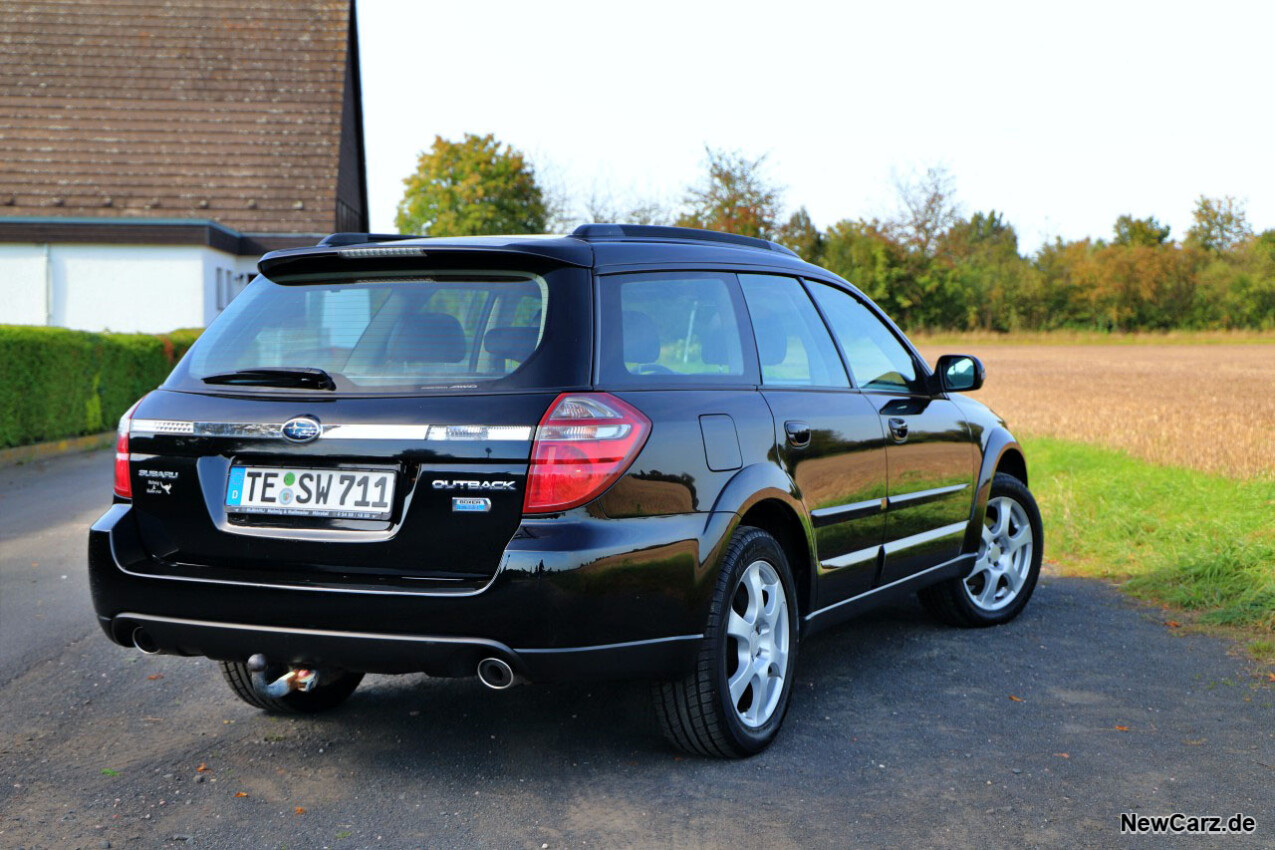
915;343;1275;480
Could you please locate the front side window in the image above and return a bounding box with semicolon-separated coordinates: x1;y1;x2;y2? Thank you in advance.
738;274;848;388
598;271;754;385
170;269;583;394
806;281;920;392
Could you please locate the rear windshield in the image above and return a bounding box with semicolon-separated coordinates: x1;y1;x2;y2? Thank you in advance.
167;268;591;395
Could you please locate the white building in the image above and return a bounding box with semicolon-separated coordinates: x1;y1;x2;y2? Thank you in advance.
0;0;368;334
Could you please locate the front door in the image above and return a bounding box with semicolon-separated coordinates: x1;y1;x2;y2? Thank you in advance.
805;280;977;587
871;394;976;583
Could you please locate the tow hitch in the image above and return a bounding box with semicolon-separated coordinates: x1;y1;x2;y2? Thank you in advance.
247;653;318;698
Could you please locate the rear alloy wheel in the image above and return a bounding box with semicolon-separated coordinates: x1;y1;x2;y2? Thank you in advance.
654;526;798;757
919;473;1043;628
219;660;363;714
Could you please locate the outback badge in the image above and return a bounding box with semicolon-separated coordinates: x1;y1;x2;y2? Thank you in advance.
452;497;492;513
281;416;322;443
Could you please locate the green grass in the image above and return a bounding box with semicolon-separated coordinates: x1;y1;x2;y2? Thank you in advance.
1025;435;1275;631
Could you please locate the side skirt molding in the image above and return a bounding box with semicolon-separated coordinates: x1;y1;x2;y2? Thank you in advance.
803;553;974;634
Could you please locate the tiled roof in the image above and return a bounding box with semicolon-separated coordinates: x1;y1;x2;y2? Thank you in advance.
0;0;364;235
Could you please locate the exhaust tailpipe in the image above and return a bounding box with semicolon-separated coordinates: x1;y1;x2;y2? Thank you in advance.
131;626;160;655
476;657;520;690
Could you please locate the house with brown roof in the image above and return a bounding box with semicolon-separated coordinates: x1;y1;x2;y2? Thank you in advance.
0;0;366;333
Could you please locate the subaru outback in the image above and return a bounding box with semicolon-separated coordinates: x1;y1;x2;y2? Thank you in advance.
89;223;1043;757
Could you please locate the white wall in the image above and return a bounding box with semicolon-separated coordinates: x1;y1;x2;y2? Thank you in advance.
0;244;52;325
0;243;261;333
201;251;261;327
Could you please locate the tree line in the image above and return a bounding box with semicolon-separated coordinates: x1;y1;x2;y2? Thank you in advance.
395;134;1275;332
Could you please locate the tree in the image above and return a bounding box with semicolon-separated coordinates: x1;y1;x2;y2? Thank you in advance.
940;211;1039;331
675;147;782;239
821;218;916;321
891;166;962;256
1185;195;1253;253
395;133;548;236
776;207;824;263
1112;214;1171;247
582;188;671;226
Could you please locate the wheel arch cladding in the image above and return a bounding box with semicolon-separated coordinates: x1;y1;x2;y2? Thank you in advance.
738;499;813;620
963;430;1027;555
995;446;1028;487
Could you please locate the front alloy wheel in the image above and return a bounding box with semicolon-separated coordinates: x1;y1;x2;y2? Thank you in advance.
919;472;1043;628
964;495;1035;612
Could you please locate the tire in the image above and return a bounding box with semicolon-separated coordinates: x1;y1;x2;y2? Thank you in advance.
219;660;363;714
653;526;799;758
919;472;1043;628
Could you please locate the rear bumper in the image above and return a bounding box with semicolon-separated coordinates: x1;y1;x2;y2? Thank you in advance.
89;504;736;681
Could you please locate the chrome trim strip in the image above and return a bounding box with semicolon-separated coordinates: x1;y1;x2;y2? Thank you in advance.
820;545;879;571
130;419;195;435
515;634;703;654
130;419;532;442
882;521;968;555
805;553;971;622
810;497;887;527
320;423;429;440
818;519;968;570
426;424;533;441
887;483;969;507
132;420;280;438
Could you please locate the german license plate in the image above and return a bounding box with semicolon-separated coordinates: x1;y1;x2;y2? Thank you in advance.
225;466;395;520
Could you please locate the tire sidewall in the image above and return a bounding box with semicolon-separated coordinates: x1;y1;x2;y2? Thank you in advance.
711;528;800;754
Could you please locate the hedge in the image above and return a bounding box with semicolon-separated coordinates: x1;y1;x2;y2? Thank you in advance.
0;325;201;449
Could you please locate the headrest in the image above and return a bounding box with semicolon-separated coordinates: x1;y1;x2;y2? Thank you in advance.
699;314;732;366
390;312;466;363
622;310;660;363
752;312;788;366
484;326;539;361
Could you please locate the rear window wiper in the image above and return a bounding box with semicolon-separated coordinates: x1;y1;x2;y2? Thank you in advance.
201;367;337;391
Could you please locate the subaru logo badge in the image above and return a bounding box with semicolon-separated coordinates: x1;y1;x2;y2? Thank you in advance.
281;416;322;443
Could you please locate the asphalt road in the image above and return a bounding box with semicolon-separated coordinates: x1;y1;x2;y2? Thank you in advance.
1;450;1272;849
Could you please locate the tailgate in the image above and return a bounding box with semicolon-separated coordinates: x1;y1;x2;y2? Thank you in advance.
125;390;555;590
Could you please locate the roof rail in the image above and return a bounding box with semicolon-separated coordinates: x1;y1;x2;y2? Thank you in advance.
570;223;797;256
317;232;422;248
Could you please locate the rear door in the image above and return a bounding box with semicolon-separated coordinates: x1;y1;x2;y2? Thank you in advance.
805;280;978;586
125;262;590;591
737;273;888;604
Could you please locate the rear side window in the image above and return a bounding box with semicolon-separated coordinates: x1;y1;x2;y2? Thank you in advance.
738;274;848;388
169;268;591;394
598;271;756;386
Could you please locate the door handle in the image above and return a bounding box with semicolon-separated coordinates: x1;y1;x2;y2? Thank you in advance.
887;417;909;443
784;420;811;449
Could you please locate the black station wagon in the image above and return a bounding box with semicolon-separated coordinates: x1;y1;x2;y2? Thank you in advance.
89;224;1043;757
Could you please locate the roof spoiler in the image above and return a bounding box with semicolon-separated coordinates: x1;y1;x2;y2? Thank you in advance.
260;234;593;277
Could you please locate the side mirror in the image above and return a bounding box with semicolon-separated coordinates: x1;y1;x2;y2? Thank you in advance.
933;354;985;393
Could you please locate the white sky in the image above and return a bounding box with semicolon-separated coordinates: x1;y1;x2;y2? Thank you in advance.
357;0;1274;251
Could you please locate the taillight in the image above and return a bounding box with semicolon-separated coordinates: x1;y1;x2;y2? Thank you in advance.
113;397;144;499
523;393;651;513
